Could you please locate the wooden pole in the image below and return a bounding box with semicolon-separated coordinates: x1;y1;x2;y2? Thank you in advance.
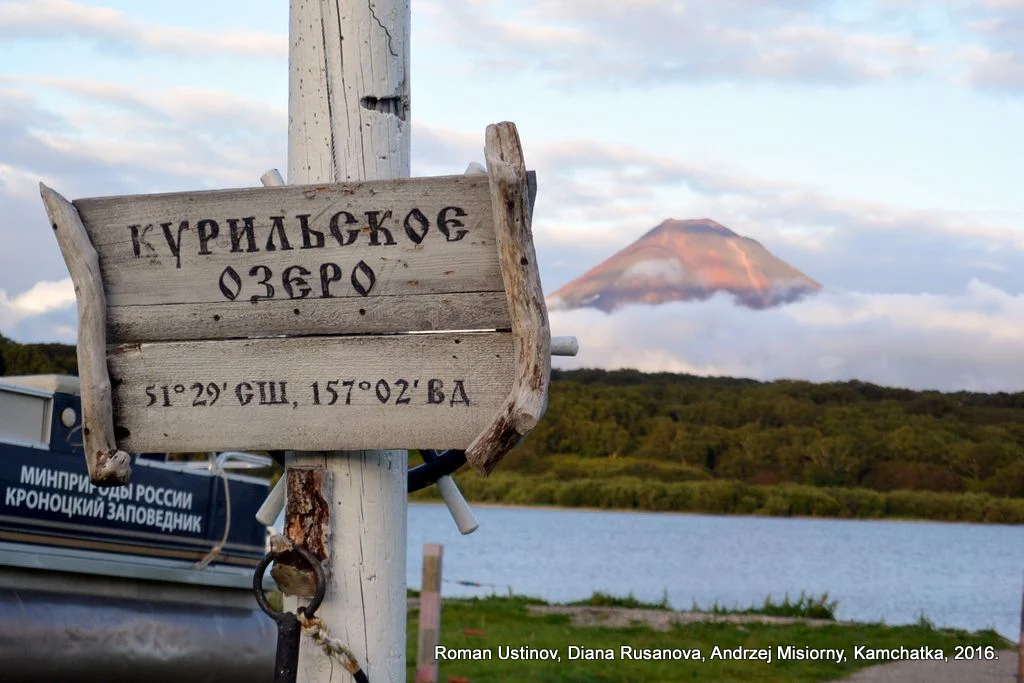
287;1;410;681
1018;570;1023;683
415;544;443;683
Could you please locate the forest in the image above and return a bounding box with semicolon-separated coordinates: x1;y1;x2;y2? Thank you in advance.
505;368;1024;498
5;334;1023;522
410;367;1024;523
0;334;78;377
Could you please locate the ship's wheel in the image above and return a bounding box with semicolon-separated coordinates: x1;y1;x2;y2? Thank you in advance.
408;449;466;492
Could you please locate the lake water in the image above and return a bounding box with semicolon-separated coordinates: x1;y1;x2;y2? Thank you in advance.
408;504;1024;640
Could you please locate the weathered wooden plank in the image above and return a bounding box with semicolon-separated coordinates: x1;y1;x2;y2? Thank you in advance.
76;175;489;250
466;123;551;475
39;183;132;486
95;241;502;306
74;175;505;337
107;332;514;452
107;291;511;343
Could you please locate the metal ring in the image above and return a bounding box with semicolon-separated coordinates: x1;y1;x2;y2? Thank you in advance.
253;544;327;620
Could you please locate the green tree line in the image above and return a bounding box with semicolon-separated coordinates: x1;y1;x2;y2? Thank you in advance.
500;369;1024;499
0;334;78;377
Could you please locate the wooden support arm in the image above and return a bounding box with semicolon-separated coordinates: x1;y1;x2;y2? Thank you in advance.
465;122;551;475
39;183;131;486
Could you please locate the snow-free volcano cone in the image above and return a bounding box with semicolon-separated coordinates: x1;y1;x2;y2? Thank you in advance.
548;219;821;312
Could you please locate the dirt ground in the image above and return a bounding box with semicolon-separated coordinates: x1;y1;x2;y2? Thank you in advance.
830;651;1018;682
525;605;1021;682
524;604;835;630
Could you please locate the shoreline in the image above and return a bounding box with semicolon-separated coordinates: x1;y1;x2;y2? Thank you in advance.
408;499;1014;526
408;467;1024;525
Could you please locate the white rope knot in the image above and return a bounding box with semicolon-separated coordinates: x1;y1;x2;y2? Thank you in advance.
297;611;362;675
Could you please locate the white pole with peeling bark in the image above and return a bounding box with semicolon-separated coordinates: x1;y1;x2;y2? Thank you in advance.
288;1;410;681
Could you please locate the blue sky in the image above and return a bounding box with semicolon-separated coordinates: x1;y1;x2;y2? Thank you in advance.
2;0;1024;390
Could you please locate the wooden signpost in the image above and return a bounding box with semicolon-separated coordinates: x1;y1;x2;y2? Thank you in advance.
40;2;559;681
39;133;549;479
41;122;549;679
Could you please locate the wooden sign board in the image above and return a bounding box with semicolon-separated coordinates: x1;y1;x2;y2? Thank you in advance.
42;122;550;485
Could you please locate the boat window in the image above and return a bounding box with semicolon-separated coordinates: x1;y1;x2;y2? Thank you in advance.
0;389;52;449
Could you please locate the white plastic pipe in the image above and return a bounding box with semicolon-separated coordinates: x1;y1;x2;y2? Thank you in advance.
255;476;285;527
260;168;285;187
551;335;579;357
436;476;478;534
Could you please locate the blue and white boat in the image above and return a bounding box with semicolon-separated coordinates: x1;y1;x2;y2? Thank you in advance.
0;375;276;682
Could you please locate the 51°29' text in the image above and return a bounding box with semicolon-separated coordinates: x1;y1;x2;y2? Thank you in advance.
143;379;473;409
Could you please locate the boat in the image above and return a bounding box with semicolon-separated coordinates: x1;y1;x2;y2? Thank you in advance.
0;375;276;682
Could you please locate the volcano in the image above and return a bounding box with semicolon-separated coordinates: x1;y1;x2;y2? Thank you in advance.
547;219;822;313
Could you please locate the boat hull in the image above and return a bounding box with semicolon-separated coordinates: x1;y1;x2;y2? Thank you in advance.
0;572;274;682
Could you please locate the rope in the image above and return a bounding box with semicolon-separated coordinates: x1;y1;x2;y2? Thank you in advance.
443;578;515;595
296;612;369;683
194;463;232;569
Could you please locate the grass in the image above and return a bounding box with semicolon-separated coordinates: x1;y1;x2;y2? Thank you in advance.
565;590;837;619
694;592;840;621
568;590;672;610
406;593;1012;682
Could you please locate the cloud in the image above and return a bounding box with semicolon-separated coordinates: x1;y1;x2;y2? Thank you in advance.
550;279;1024;392
421;0;936;87
7;76;287;134
944;0;1024;92
411;125;488;176
417;0;1024;94
962;46;1024;91
0;0;286;60
0;81;285;189
0;80;289;305
0;278;75;334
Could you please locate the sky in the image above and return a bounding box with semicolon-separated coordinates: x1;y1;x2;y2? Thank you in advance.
1;0;1023;391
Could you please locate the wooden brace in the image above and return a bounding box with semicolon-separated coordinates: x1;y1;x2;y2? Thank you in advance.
39;183;132;486
465;122;551;475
